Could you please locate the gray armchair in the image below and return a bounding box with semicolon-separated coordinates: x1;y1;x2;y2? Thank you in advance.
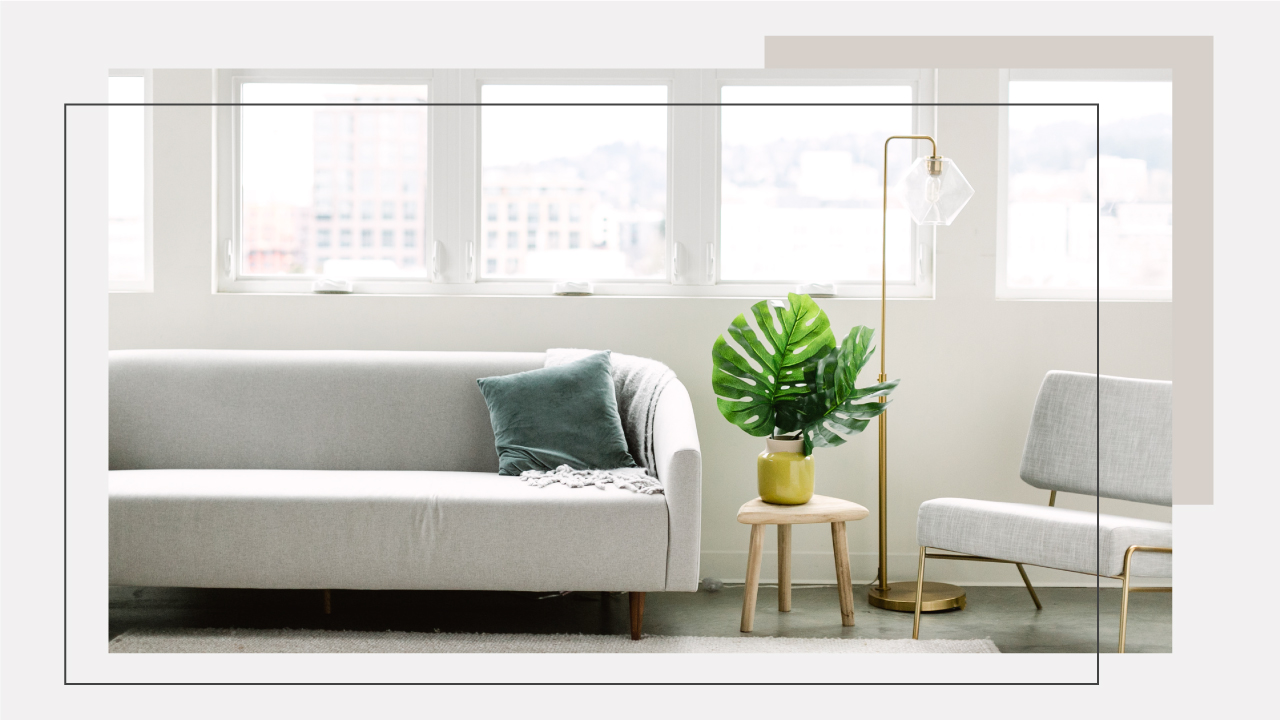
911;371;1172;652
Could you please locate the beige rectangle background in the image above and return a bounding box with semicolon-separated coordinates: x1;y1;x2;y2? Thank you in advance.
765;36;1213;504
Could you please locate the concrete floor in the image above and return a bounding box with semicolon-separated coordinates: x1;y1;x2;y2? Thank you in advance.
109;583;1171;653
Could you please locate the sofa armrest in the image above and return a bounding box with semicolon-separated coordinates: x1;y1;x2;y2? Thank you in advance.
652;379;702;591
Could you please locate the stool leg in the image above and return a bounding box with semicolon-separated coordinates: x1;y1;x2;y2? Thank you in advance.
778;524;792;612
741;524;765;632
831;521;855;626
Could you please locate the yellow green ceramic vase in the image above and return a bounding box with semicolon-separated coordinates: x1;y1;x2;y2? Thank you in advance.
757;437;815;505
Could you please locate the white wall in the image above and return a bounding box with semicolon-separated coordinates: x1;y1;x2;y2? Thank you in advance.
109;67;1173;587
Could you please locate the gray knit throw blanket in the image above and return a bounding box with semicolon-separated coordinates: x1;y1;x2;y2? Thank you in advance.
523;348;677;494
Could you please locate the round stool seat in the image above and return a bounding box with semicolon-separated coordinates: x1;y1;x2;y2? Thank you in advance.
737;494;870;525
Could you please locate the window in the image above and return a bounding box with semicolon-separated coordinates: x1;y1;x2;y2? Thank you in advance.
1000;70;1172;300
479;84;668;280
222;76;429;286
108;73;150;291
217;69;940;295
719;84;917;285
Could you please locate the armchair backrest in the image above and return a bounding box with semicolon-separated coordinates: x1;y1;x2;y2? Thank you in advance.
1019;371;1173;506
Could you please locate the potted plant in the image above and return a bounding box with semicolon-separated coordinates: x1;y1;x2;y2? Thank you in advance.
712;293;899;505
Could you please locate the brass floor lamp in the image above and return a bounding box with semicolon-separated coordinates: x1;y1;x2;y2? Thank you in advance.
865;135;974;613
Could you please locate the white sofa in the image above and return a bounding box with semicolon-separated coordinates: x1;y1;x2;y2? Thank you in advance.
109;349;702;638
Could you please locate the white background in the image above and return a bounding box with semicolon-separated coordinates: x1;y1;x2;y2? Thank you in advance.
2;0;1275;716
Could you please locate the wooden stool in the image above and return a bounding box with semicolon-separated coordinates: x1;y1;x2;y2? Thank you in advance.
736;494;870;632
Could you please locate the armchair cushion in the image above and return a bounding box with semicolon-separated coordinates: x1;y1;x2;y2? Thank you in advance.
917;498;1172;578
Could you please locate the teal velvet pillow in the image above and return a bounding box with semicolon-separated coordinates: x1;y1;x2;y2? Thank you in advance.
477;351;637;476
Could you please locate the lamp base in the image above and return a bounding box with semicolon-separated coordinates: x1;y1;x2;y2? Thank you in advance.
867;581;966;612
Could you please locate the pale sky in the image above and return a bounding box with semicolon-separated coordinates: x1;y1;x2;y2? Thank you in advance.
107;76;144;217
1008;81;1172;130
720;85;914;144
481;85;668;166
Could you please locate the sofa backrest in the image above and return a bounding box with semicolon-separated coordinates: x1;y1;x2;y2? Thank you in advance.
110;349;546;472
1019;370;1173;506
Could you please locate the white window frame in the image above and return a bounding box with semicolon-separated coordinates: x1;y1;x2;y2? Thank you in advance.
996;68;1174;302
215;68;935;297
108;69;153;293
215;69;436;293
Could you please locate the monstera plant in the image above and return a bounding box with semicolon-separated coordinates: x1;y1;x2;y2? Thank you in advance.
712;293;899;456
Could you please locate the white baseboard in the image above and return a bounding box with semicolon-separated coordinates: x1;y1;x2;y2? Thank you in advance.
698;551;1173;589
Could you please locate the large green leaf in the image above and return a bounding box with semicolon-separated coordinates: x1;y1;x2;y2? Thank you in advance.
711;293;836;437
787;325;899;455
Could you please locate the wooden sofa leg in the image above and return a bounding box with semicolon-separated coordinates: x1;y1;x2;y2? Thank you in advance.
323;589;332;615
629;592;646;640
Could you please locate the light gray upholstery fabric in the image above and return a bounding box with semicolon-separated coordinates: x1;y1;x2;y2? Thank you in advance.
109;349;704;593
110;469;669;591
917;498;1172;578
110;349;545;472
651;380;702;591
1019;371;1173;506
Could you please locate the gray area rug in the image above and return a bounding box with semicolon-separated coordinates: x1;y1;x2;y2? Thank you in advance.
109;628;999;653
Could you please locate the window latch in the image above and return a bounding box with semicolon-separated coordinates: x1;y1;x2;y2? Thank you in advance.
432;241;443;282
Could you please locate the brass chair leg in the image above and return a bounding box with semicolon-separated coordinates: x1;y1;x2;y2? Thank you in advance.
912;547;927;639
1119;550;1134;654
1015;563;1043;610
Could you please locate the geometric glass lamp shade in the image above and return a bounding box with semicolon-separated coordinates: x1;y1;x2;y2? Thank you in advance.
892;156;975;226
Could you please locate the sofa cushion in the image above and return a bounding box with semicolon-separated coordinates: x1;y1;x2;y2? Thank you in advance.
109;469;669;591
917;498;1172;578
476;351;636;475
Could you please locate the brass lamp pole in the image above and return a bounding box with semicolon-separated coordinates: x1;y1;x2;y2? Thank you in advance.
865;135;973;613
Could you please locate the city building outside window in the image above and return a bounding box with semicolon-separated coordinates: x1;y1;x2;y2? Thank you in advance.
382;229;394;248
